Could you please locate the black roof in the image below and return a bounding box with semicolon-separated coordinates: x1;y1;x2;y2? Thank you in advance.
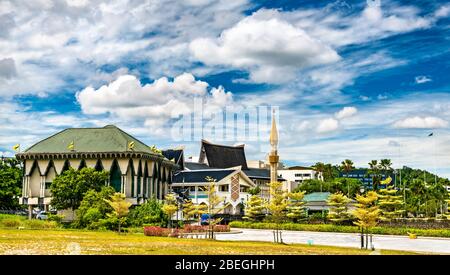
198;139;248;169
172;169;235;183
245;168;284;181
162;149;184;170
185;162;213;170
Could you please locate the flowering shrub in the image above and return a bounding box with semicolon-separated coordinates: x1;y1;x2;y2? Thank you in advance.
183;224;230;233
144;226;180;237
144;225;229;237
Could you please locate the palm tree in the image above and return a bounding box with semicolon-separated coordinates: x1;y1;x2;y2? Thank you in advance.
340;159;355;197
380;159;393;176
368;160;381;191
313;162;326;181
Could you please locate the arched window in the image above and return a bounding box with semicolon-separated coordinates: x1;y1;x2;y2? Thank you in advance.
110;160;122;192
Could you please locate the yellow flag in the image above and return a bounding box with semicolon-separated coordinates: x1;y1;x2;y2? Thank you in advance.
128;141;135;150
12;144;20;152
67;141;75;151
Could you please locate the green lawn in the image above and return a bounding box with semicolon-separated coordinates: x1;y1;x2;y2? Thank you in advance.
0;229;416;255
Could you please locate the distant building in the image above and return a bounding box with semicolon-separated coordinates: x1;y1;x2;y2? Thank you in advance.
339;168;395;189
16;125;177;216
171;168;256;215
278;166;323;192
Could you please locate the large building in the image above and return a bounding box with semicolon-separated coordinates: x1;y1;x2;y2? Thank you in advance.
16;125;177;215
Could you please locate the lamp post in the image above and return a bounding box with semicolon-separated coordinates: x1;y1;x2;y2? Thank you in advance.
360;186;365;249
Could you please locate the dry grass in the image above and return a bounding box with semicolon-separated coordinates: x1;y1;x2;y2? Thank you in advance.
0;229;416;255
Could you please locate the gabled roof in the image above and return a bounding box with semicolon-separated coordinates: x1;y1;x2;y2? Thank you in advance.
198;139;248;170
173;169;235;183
162;149;184;170
23;125;155;154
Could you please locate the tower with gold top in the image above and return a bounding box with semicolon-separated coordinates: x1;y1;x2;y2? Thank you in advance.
269;109;279;183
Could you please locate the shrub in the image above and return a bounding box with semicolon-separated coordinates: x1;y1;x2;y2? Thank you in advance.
144;226;173;237
47;214;64;223
182;224;230;233
0;218;22;228
24;219;58;229
128;199;168;227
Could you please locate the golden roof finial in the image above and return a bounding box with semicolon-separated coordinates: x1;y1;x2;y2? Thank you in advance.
270;109;278;147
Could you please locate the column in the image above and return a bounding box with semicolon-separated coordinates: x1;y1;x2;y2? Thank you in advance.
121;175;126;195
40;176;45;198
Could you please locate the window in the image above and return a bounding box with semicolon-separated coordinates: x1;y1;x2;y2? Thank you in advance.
295;180;302;183
295;173;302;177
240;186;249;192
219;185;229;192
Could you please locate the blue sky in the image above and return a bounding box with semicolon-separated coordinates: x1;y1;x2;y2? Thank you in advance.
1;0;450;177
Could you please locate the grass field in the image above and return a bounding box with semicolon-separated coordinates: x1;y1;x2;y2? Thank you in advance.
0;229;416;255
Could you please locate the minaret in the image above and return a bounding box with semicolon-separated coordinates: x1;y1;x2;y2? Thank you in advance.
269;109;279;183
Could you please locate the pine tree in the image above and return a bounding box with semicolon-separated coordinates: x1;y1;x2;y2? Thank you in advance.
444;199;450;220
352;191;380;249
104;193;132;234
162;193;178;228
378;184;404;222
267;181;288;243
244;195;265;222
182;199;207;225
327;192;351;224
286;191;306;222
205;176;229;239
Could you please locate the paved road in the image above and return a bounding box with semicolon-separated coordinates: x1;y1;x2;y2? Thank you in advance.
216;228;450;254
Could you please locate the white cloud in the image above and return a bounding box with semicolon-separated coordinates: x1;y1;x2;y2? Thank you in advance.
434;4;450;18
76;73;233;135
316;118;339;133
190;13;340;83
335;106;358;120
415;75;432;84
0;0;250;96
377;94;388;100
393;116;448;129
66;0;89;7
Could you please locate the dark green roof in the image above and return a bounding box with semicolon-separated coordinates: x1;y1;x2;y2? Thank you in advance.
24;125;156;154
303;192;331;202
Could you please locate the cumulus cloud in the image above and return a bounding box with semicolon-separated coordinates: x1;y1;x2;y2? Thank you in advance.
316;118;339;133
76;73;233;135
0;0;250;96
415;75;432;84
190;13;340;83
335;106;358;120
393;116;448;129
